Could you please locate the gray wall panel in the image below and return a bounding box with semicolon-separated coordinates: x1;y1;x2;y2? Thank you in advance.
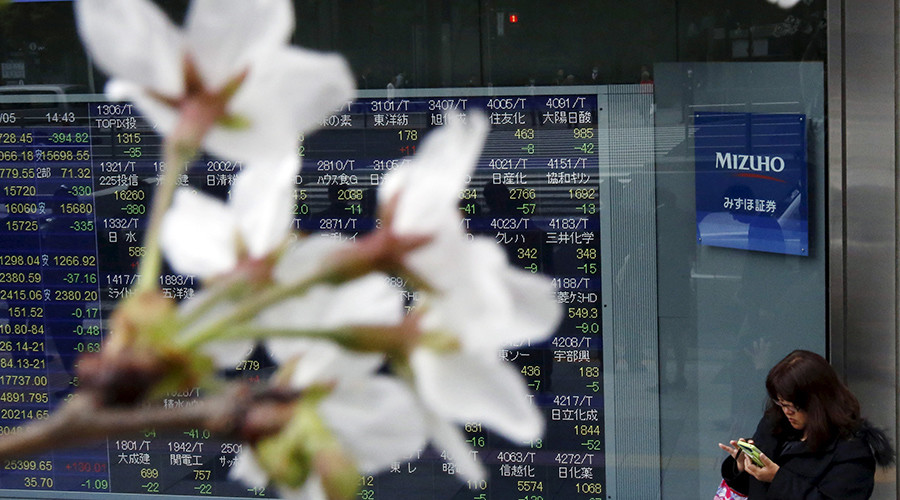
838;0;898;498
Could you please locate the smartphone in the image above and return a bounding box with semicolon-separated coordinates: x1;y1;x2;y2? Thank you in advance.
736;440;765;467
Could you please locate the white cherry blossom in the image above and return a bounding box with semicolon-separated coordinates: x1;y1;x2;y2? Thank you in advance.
160;155;298;278
230;341;426;499
75;0;354;163
379;114;563;480
179;236;407;369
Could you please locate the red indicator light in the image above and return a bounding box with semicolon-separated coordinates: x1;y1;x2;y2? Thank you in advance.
509;14;519;23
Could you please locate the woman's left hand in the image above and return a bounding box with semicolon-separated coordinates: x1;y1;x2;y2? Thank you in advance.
743;452;779;483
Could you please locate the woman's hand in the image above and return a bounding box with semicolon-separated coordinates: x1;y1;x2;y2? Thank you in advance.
744;451;779;483
718;440;747;473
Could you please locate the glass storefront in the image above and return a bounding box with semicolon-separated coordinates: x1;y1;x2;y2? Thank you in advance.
3;1;894;499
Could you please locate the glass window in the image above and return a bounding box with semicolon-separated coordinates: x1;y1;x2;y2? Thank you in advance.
0;1;826;499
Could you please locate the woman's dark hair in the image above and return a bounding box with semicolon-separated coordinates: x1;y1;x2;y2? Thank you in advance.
764;350;861;451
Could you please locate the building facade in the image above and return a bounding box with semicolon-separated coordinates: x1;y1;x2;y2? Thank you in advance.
0;0;897;499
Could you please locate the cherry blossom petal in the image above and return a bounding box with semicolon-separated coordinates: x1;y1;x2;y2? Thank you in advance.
411;349;543;443
177;289;255;368
427;239;560;350
479;264;561;344
230;449;269;489
78;0;355;165
161;189;237;277
409;234;559;352
258;274;405;347
428;415;486;482
232;450;323;500
185;0;294;89
161;157;297;279
380;113;488;234
404;231;498;295
206;48;355;163
273;236;350;284
230;342;422;494
231;156;300;258
76;0;183;96
271;340;384;386
201;339;255;369
280;477;326;500
319;377;426;473
105;81;179;137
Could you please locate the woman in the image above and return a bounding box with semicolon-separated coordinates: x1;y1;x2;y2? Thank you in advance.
718;350;894;499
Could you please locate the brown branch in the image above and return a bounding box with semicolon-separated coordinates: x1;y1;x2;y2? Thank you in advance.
0;384;297;461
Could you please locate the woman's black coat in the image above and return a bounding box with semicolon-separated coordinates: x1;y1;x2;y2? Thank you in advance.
721;416;892;499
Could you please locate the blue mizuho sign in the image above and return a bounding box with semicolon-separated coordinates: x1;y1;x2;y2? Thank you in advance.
694;112;808;256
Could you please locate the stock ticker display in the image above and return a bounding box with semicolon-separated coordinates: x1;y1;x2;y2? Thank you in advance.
0;91;605;499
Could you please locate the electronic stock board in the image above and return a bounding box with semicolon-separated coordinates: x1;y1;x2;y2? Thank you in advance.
0;88;611;500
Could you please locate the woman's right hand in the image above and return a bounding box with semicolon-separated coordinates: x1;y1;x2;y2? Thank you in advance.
718;439;749;473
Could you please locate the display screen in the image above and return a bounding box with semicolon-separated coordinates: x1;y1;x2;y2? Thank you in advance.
0;89;604;499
